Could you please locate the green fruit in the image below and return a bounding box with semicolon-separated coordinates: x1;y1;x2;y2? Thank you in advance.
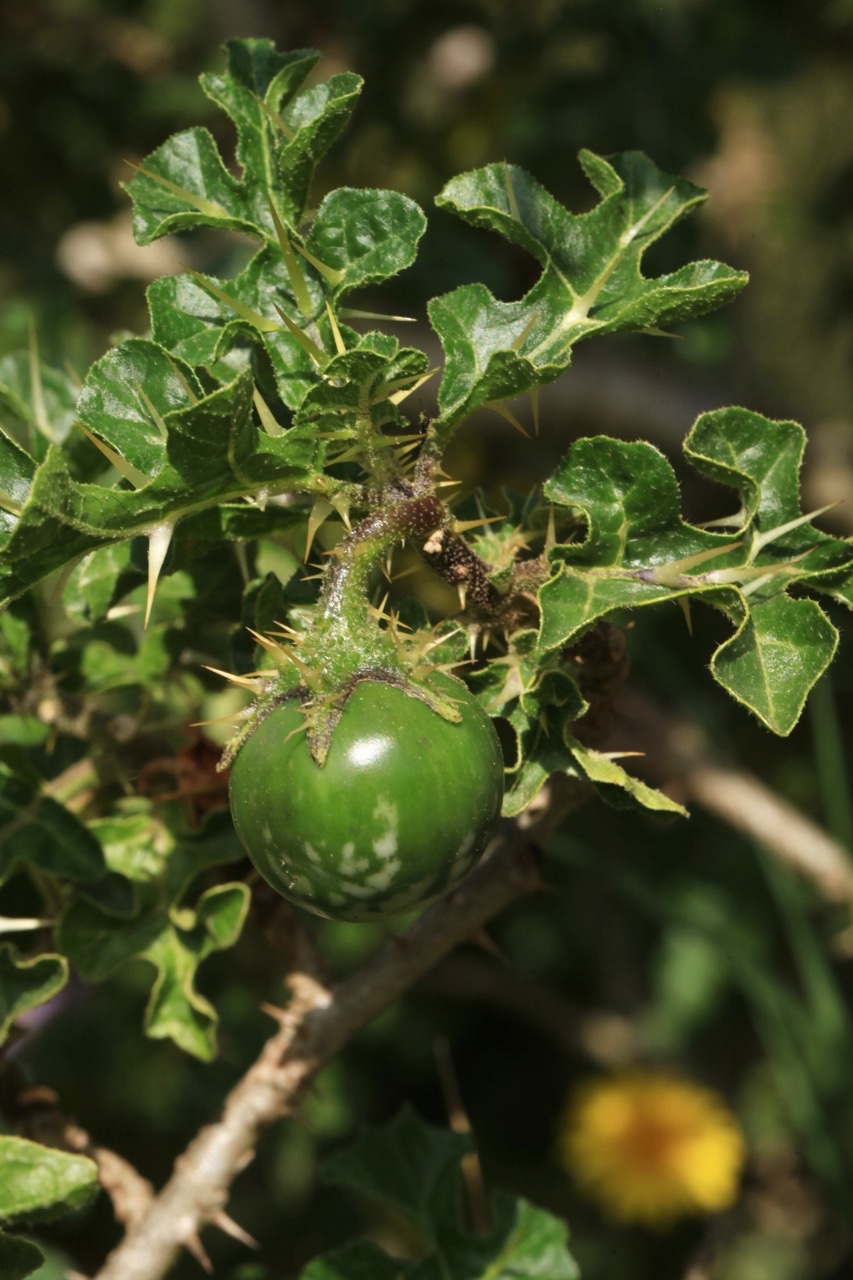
229;672;504;921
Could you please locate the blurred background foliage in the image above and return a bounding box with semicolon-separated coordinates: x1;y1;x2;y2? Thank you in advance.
3;2;853;1278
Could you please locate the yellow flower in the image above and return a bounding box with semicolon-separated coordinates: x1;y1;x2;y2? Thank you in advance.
557;1069;746;1228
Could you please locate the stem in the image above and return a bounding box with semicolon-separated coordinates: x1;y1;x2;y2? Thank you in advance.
305;494;449;688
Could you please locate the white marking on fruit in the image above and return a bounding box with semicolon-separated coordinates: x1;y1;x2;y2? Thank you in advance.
373;830;398;859
365;859;401;891
371;796;399;859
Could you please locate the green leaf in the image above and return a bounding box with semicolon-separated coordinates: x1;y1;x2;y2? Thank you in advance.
125;40;362;242
199;42;320;211
685;406;805;529
0;769;106;886
684;406;853;591
147;250;320;399
143;883;250;1058
125;127;263;244
294;342;429;440
0;353;79;452
537;419;850;736
323;1105;473;1237
271;72;364;228
537;435;743;650
0;367;320;610
0;944;68;1047
430;152;748;433
0;1136;97;1223
0;431;35;548
57;808;248;1060
0;1231;44;1280
306;188;427;296
77;339;203;478
712;594;839;735
321;1107;579;1280
567;739;686;816
0;717;50;748
62;542;134;624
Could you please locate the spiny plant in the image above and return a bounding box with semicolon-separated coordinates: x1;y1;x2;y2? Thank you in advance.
1;37;852;1280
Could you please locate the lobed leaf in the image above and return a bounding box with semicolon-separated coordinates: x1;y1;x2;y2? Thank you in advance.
57;808;247;1060
125;39;362;243
538;412;853;735
319;1107;579;1279
0;367;321;610
430;152;748;433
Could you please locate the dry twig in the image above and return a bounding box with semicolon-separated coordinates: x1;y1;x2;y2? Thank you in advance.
614;689;853;905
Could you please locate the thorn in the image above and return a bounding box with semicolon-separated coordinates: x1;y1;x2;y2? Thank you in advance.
76;423;149;488
468;929;510;964
189;710;250;728
433;1036;491;1234
304;497;334;561
329;492;352;530
370;590;391;618
253;387;285;437
677;595;693;635
339;307;416;323
281;647;321;686
273;304;327;365
182;1229;213;1273
456;582;468;612
246;628;291;666
269;621;306;643
164;354;199;405
253;93;295;141
545;505;556;555
510;308;540;353
134;381;168;440
751;501;843;555
292;240;345;287
503;160;521;221
145;521;174;629
270;207;312;318
211;1210;259;1250
184;266;279;332
485;400;530;438
325;302;347;355
451;515;503;535
530;385;540;437
202;665;264;692
126;162;227;219
260;1001;291;1025
387;366;440;405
